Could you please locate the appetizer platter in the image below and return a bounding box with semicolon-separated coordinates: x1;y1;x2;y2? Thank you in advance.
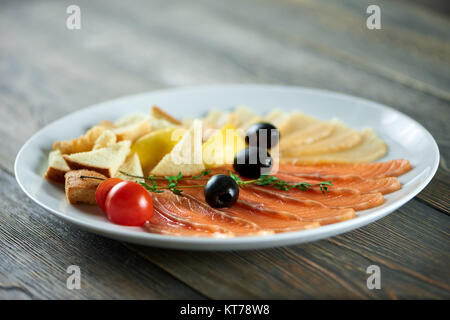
15;85;439;250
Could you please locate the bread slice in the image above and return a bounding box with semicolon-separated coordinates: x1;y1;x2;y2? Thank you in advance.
112;113;152;142
114;153;144;182
203;109;230;129
63;141;131;177
151;106;182;125
53;125;107;154
151;119;205;176
93;130;117;150
64;170;106;205
44;150;70;183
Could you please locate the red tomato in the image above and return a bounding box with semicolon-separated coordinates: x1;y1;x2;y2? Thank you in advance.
96;178;123;212
105;181;154;226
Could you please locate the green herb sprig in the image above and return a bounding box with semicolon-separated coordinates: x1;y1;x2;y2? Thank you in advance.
229;171;332;195
120;169;332;196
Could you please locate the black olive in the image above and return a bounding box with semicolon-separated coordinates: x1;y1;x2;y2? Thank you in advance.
204;174;239;208
233;147;273;178
245;122;279;149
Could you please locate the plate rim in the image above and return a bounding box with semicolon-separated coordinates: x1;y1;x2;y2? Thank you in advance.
14;84;440;250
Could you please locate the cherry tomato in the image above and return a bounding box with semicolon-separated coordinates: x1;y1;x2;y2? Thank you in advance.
105;181;154;226
96;178;123;212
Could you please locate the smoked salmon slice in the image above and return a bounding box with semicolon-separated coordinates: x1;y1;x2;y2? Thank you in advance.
180;183;355;227
143;159;410;237
274;172;401;195
146;208;233;237
235;188;356;225
246;185;385;211
278;159;411;178
152;192;261;236
180;187;321;233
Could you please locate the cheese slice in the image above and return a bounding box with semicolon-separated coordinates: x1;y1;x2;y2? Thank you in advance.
280;121;336;151
277;111;320;137
281;121;361;156
282;128;387;164
114;153;144;182
151;120;205;176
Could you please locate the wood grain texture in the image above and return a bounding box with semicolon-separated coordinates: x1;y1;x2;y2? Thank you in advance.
207;0;450;100
0;0;448;299
126;200;450;299
0;169;205;299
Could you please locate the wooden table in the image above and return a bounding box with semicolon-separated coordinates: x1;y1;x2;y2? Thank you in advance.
1;0;449;299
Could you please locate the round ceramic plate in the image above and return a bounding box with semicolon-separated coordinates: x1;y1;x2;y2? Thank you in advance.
15;85;439;250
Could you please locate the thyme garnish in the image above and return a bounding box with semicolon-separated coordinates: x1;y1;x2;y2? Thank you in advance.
228;172;332;195
119;169;332;196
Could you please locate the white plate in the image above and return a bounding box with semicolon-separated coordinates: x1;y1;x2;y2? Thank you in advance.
15;85;439;250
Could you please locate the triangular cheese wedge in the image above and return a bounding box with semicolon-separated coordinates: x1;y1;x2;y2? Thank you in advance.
202;124;246;168
63;141;131;177
114;153;144;182
151;120;205;176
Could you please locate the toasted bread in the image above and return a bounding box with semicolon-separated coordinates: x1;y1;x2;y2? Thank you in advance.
203;110;229;129
151;119;205;176
114;153;144;182
151;106;182;125
98;120;115;129
64;170;106;205
53;125;107;154
93;130;117;150
63;140;131;177
149;107;181;131
112;113;151;142
44;150;70;183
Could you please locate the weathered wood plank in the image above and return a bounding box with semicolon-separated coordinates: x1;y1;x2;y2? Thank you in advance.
0;169;205;299
0;0;448;300
210;0;450;100
1;0;449;163
416;165;450;215
128;200;450;299
1;0;448;213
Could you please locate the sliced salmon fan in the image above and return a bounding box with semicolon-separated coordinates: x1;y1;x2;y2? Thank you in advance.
144;159;412;237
